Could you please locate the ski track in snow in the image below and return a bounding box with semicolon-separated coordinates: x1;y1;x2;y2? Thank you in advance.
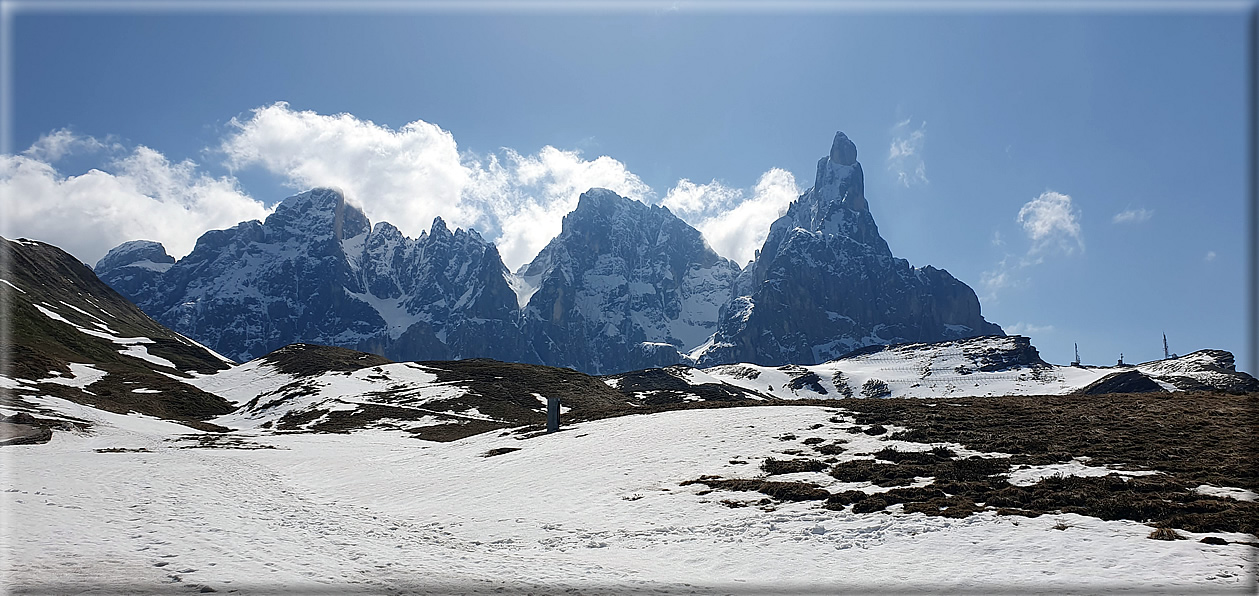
4;406;1254;594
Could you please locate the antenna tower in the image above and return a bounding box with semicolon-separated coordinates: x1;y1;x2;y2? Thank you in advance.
1163;333;1170;360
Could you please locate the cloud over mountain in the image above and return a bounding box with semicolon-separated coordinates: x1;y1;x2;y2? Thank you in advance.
0;130;270;263
5;103;808;271
661;168;799;266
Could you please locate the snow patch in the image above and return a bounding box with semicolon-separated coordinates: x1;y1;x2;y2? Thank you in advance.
1192;485;1257;502
1006;458;1160;487
38;363;108;388
118;344;176;369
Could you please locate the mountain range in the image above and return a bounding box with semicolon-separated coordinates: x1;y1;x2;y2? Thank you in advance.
6;234;1256;444
93;132;1003;374
6;232;1256;596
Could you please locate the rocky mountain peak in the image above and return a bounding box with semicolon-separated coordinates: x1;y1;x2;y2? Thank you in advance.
696;131;1001;367
829;131;858;166
429;216;451;238
267;187;370;242
808;130;869;216
370;221;403;240
95;240;174;272
573;187;624;211
93;240;176;303
519;188;739;373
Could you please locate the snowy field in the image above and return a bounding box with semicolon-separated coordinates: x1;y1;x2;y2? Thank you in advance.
3;403;1254;594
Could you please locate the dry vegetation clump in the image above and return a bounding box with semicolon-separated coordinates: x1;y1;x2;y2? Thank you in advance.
681;476;830;501
811;441;848;456
823;490;871;509
830;459;932;486
1148;527;1185;540
938;456;1012;481
760;457;829;475
872;445;956;464
482;447;521;457
901;496;985;519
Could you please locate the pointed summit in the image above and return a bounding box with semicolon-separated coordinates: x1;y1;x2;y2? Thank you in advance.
519;188;739;373
429;216;451;237
829;131;858;165
809;130;868;214
696;131;1002;367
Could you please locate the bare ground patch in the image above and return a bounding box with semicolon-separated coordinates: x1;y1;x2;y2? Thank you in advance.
681;392;1259;536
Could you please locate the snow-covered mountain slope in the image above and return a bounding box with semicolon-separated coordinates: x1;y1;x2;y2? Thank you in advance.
94;189;534;364
518;188;740;374
694;335;1257;399
1;236;235;432
695;132;1002;367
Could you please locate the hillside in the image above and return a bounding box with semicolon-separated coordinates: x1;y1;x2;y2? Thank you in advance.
1;237;235;433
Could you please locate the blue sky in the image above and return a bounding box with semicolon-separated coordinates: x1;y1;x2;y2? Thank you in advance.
2;3;1253;372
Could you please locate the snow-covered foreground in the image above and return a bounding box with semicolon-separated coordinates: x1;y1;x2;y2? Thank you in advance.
3;405;1254;594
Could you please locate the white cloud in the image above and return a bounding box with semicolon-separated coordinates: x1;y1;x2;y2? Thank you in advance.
1016;190;1084;255
1005;321;1055;335
979;256;1026;304
0;135;270;265
22;128;116;163
887;118;928;188
1205;250;1217;262
661;168;800;265
4;103;796;274
1112;207;1153;224
220;102;471;221
465;146;654;269
219;102;652;270
982;190;1085;302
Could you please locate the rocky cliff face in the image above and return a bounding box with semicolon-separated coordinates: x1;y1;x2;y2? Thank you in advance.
694;132;1003;366
97;132;1001;373
517;188;739;374
95;189;532;364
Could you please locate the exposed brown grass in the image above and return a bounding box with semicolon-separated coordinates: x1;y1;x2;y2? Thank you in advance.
679;391;1259;535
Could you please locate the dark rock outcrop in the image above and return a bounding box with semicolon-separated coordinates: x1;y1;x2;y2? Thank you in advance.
1075;370;1168;395
696;132;1003;366
518;188;739;373
95;189;534;364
